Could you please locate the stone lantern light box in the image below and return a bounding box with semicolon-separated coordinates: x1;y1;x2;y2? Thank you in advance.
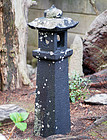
28;5;78;138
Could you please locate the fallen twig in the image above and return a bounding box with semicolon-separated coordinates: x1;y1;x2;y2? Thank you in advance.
79;116;101;121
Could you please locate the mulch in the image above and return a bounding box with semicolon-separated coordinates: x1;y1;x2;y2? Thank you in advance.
0;77;107;140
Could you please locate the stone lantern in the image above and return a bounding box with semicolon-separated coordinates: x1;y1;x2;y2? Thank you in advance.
28;5;78;138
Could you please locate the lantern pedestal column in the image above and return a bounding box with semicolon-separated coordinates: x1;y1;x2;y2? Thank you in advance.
33;49;73;137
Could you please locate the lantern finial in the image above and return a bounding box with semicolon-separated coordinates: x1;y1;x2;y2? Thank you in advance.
44;5;63;18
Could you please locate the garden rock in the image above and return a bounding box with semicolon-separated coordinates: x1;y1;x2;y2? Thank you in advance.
84;94;107;105
0;134;7;140
69;35;84;76
83;10;107;75
0;104;26;122
85;68;107;88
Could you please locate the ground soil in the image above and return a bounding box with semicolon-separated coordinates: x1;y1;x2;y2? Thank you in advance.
0;75;107;140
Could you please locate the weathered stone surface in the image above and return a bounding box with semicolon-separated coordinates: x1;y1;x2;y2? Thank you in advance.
83;10;107;75
28;9;78;30
0;134;7;140
69;35;84;76
84;94;107;105
86;68;107;88
0;104;26;122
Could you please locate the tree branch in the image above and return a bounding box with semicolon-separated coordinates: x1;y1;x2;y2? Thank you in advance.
89;0;99;15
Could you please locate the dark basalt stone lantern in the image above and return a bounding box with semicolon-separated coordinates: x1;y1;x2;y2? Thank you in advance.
28;5;78;138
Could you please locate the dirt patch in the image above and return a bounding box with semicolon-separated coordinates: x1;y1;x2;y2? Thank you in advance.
0;78;107;140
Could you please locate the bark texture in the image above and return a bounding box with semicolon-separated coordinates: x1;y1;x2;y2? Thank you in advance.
0;0;36;91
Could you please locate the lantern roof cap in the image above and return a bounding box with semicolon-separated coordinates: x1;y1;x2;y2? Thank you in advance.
28;5;78;30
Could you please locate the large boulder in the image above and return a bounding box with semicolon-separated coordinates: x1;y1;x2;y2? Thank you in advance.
83;10;107;75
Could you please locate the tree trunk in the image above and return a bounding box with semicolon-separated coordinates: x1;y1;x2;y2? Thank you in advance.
0;0;36;91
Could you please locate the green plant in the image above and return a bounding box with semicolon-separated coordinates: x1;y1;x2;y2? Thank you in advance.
0;122;2;127
102;121;107;125
8;112;29;140
69;73;90;103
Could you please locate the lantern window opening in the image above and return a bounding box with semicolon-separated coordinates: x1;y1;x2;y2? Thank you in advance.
57;32;65;48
